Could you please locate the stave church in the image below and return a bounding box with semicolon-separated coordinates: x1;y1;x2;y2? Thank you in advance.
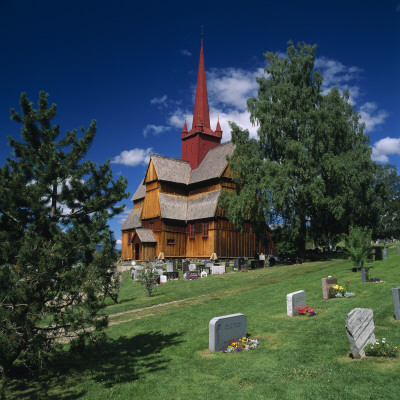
120;40;274;260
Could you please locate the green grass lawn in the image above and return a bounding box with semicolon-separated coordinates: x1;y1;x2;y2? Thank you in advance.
6;244;400;400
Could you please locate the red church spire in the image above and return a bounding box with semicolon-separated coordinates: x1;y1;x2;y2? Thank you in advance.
191;38;210;131
181;38;222;169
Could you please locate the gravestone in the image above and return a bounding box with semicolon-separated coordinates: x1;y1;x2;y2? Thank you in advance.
211;265;225;275
398;247;400;255
361;267;367;283
209;313;247;352
383;248;388;259
375;247;383;261
239;257;248;271
322;277;338;300
189;263;197;272
166;262;174;273
286;290;306;316
154;268;164;276
392;286;400;320
176;259;182;270
160;275;167;283
345;308;376;359
200;271;208;278
182;260;190;273
225;261;230;271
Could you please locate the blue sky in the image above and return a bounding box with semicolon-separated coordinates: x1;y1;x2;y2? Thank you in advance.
1;0;399;248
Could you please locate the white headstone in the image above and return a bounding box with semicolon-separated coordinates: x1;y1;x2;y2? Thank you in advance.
211;265;225;275
286;290;306;316
345;308;376;358
200;271;208;278
209;313;247;352
160;275;167;283
166;263;174;273
392;286;400;320
189;264;197;272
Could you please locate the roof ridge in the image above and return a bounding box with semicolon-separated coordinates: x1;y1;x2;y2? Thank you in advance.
152;153;190;164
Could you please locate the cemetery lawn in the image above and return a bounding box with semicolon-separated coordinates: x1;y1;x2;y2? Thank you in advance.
6;245;400;400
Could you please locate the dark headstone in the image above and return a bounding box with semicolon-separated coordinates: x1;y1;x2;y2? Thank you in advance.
392;286;400;320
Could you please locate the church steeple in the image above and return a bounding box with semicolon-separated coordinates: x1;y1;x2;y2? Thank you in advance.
181;38;222;169
191;38;210;132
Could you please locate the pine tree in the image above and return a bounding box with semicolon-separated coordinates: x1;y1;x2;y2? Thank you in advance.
220;42;375;256
0;92;128;375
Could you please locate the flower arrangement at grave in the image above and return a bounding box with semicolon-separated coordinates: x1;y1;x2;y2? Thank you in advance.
330;281;355;298
364;338;399;358
297;306;316;316
222;336;260;353
369;277;383;283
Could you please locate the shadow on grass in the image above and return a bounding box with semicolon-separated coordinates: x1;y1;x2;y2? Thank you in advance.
81;331;184;388
5;331;184;399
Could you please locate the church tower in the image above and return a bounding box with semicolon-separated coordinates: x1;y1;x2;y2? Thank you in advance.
181;39;222;169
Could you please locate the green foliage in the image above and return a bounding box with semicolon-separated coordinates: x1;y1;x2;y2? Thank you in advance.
365;338;399;358
0;92;128;375
372;164;400;241
345;226;372;267
137;265;159;297
221;42;375;256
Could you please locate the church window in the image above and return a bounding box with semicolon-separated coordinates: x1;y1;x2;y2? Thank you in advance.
202;222;209;237
167;239;175;245
189;223;195;239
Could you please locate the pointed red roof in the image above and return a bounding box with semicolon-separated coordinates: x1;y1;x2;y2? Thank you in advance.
190;38;210;132
215;118;222;134
181;119;188;136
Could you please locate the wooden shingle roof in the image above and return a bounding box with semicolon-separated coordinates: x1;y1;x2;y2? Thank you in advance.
121;207;142;231
131;180;146;201
159;193;187;221
135;229;157;243
189;141;235;184
152;155;191;185
187;190;221;221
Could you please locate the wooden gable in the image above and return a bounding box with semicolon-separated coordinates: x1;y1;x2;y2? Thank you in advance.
144;158;159;184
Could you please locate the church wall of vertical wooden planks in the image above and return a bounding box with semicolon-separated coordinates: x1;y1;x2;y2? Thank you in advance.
121;39;275;261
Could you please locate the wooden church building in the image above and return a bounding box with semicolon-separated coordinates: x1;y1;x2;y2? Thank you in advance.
121;40;273;261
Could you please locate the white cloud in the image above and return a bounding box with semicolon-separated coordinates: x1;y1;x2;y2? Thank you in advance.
181;49;192;56
150;95;168;107
116;239;122;246
111;148;152;166
359;102;389;132
207;67;264;110
143;124;171;137
371;137;400;163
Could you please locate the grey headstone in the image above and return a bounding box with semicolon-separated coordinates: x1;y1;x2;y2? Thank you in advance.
182;260;190;273
383;249;388;259
189;263;197;272
286;290;306;316
397;247;400;255
166;262;174;273
361;267;367;283
209;313;247;352
322;277;338;300
211;265;225;275
392;286;400;320
345;308;376;359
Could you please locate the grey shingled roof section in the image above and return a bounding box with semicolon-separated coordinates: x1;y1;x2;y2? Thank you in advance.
159;193;187;221
135;229;157;243
131;179;146;201
120;207;142;231
152;154;191;185
189;141;235;184
187;190;221;221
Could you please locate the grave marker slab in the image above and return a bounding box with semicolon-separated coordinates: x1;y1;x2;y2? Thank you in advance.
160;275;167;283
345;308;376;359
392;286;400;320
166;262;174;273
209;313;247;352
287;290;306;316
189;263;197;272
182;260;190;273
211;265;225;275
322;277;338;300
